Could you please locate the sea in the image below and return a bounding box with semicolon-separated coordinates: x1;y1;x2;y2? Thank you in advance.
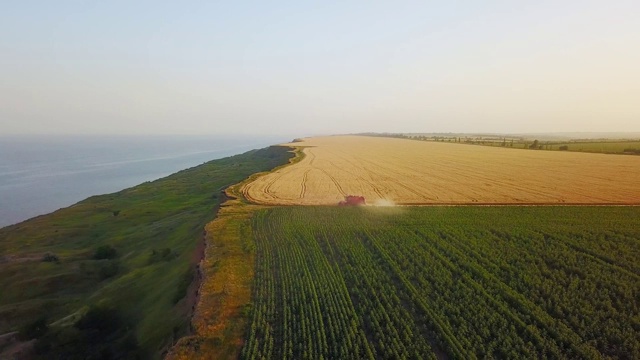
0;135;289;228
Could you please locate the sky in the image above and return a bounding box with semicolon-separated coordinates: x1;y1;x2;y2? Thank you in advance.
1;1;639;136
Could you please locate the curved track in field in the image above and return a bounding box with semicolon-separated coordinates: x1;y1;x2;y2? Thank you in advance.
242;136;640;206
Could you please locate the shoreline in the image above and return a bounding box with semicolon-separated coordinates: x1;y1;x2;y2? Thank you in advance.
0;135;289;228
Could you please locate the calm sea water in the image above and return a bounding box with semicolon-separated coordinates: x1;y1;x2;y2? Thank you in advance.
0;135;288;227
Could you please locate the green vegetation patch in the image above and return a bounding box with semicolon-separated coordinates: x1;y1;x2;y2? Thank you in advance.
0;146;293;358
378;133;640;155
244;206;640;359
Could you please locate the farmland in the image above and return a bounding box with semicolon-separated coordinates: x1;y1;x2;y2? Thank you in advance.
243;136;640;205
474;139;640;154
385;133;640;155
243;206;640;359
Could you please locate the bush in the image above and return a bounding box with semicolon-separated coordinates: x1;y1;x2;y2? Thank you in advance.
148;248;176;264
98;261;120;280
559;145;569;151
93;245;117;260
75;306;122;335
42;253;60;263
173;267;195;304
33;306;142;360
19;316;48;340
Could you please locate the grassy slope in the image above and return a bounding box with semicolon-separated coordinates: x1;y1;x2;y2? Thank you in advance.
167;146;307;360
0;145;293;357
244;206;640;359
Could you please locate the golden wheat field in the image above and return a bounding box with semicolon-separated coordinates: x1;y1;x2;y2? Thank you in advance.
242;135;640;205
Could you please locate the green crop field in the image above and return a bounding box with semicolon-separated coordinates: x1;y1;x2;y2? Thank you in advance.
394;133;640;155
477;139;640;154
547;141;640;154
243;206;640;359
0;146;293;359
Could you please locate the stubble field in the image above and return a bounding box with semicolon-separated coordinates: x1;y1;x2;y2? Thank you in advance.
243;136;640;205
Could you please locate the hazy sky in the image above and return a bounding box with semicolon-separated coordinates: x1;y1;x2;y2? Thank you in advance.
2;1;639;136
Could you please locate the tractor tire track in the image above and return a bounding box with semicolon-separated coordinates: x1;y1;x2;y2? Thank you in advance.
299;169;310;199
329;150;387;199
319;167;347;197
264;174;285;200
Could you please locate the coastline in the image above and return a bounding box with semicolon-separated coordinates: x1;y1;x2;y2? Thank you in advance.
0;135;289;228
0;145;294;359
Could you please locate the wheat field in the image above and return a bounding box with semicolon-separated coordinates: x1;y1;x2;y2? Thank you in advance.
243;136;640;205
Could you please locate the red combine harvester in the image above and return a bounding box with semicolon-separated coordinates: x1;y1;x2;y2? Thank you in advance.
339;195;366;206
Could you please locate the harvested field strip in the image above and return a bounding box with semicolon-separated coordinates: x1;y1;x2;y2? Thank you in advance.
167;197;259;360
167;147;298;359
243;136;640;205
242;206;640;359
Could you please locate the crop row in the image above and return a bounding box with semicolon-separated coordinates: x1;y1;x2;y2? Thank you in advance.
241;206;640;359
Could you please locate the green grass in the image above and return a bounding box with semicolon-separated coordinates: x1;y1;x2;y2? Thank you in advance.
469;139;640;154
0;145;293;358
546;141;640;153
244;206;640;359
391;133;640;155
